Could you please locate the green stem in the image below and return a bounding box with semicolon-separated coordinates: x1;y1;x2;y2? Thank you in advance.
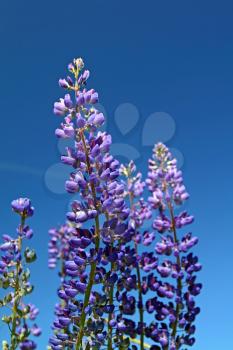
60;257;71;339
10;261;20;350
10;217;24;350
75;132;100;350
135;259;144;350
104;209;114;350
107;241;114;350
168;202;182;349
129;192;144;350
75;239;99;350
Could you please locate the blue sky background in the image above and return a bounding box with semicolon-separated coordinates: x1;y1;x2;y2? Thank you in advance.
0;0;233;348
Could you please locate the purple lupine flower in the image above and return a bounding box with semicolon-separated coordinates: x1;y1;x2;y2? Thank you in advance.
20;340;37;350
49;59;202;350
58;78;70;89
119;161;154;349
78;69;90;86
48;223;76;269
11;197;34;217
1;200;40;349
49;58;131;350
145;143;202;349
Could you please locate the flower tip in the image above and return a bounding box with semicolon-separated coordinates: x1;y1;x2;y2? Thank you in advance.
73;57;84;70
11;198;34;218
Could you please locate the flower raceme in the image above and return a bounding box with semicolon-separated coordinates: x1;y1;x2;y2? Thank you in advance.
145;143;202;349
49;58;134;350
0;198;41;350
48;58;202;350
0;58;201;350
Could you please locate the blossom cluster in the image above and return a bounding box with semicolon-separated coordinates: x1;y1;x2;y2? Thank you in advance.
0;58;202;350
0;198;41;350
49;58;136;350
47;58;202;350
144;143;201;349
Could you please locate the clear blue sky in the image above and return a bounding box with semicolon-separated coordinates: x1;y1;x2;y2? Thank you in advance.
0;0;233;348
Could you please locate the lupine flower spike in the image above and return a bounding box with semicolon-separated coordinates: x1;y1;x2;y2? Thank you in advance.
49;58;131;350
0;198;41;350
145;143;202;350
48;58;202;350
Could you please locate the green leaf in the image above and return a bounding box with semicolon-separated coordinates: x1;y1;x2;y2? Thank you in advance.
0;293;13;307
22;305;30;315
17;308;23;317
24;248;37;263
2;279;10;289
120;337;130;350
21;269;31;282
85;342;91;350
2;340;9;350
2;315;11;324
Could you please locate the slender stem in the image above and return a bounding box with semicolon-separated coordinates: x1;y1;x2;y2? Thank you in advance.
101;209;115;350
107;258;114;350
168;202;182;348
10;217;24;350
128;337;150;349
60;255;71;338
135;256;144;350
10;256;20;350
79;131;98;207
75;247;99;349
104;211;114;350
128;191;144;350
75;131;100;350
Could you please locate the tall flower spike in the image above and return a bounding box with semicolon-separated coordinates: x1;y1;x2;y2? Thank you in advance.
145;143;202;350
0;198;41;350
49;59;202;350
49;58;130;350
120;161;157;350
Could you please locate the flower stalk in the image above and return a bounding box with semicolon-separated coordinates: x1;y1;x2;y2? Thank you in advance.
49;59;202;350
10;218;24;350
75;131;100;350
168;202;183;344
130;194;144;350
1;198;41;350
